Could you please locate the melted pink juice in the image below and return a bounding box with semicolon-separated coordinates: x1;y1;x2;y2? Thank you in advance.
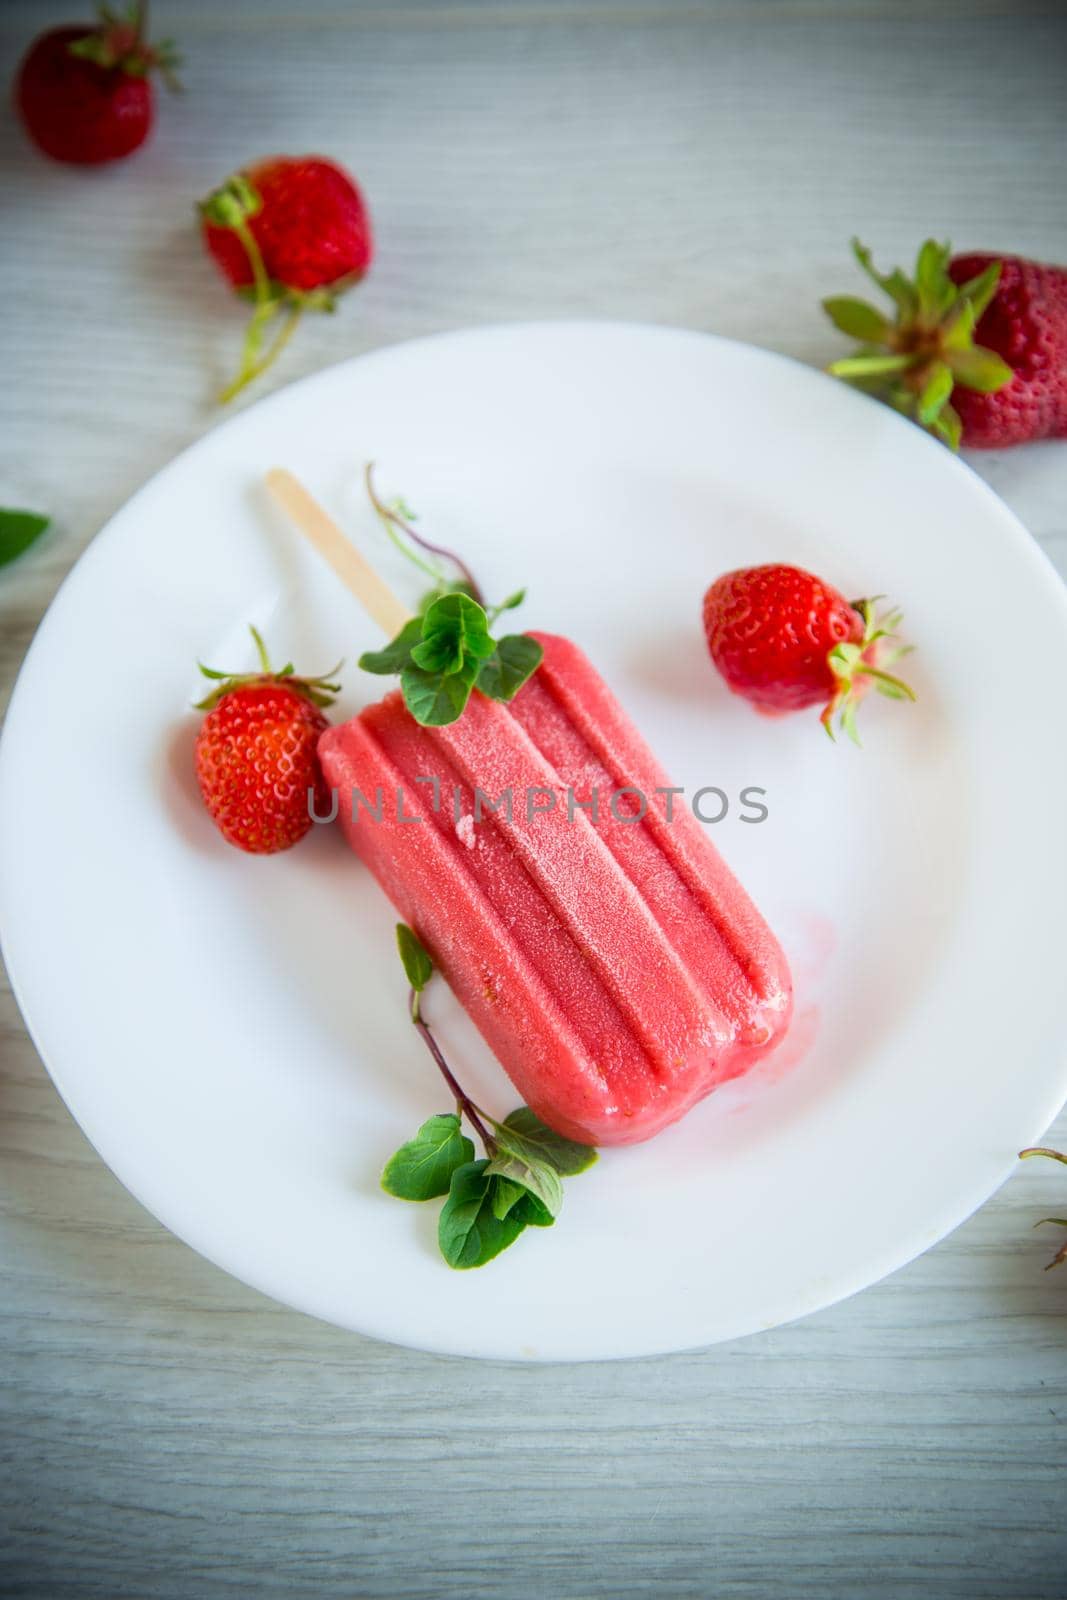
319;634;792;1145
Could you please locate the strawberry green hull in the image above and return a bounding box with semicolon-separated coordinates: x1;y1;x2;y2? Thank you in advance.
318;633;792;1145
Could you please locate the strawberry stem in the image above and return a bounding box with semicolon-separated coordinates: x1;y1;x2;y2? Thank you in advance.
249;625;271;673
195;626;341;712
219;302;303;405
201;180;305;406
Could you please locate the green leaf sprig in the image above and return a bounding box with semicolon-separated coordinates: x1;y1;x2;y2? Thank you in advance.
383;924;597;1269
823;238;1013;449
0;508;50;569
360;586;542;728
359;469;543;727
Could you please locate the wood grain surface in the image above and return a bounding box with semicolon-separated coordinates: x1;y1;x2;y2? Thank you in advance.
1;3;1066;1596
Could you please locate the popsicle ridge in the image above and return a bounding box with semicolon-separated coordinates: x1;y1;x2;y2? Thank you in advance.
513;633;790;1041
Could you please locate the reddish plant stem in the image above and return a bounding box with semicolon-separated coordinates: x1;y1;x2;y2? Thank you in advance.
365;463;486;607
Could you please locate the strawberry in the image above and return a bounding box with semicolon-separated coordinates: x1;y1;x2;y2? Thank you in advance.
702;564;914;743
199;157;373;403
194;628;341;855
15;4;179;166
824;238;1067;449
946;254;1067;447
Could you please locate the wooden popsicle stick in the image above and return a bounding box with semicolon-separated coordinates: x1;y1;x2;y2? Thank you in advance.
264;467;413;638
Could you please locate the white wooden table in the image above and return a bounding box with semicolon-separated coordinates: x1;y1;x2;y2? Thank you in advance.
2;3;1066;1595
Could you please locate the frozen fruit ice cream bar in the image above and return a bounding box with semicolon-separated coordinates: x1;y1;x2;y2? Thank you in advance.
318;632;792;1145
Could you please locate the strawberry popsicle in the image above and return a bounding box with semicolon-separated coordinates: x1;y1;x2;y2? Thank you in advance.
318;631;792;1146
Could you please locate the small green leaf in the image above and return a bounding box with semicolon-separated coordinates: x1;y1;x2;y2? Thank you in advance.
493;588;526;616
914;239;953;319
395;923;434;992
485;1150;563;1220
946;345;1014;394
917;361;954;425
382;1113;474;1201
954;258;1002;322
476;634;544;702
358;617;423;674
821;296;891;342
0;509;50;569
851;239;918;316
493;1107;598;1176
932;403;963;451
438;1160;528;1268
400;654;480;726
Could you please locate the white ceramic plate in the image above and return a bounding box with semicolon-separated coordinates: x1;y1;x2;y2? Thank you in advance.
3;323;1066;1361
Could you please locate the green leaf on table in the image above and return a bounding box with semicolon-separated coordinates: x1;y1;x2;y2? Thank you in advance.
0;509;50;569
381;1113;475;1201
438;1159;529;1268
395;923;434;992
493;1106;598;1177
476;634;544;702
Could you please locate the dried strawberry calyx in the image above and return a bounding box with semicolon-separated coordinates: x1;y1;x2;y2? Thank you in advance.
68;3;182;90
194;626;341;712
822;597;915;745
199;173;361;404
823;238;1014;449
